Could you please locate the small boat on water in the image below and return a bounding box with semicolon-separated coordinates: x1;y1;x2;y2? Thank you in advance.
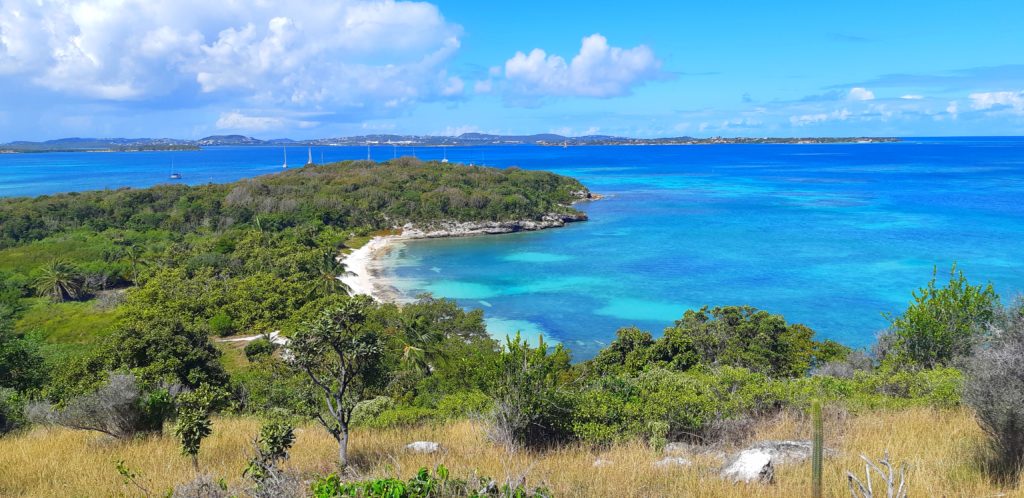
441;146;449;163
169;159;182;180
282;147;288;168
307;147;314;166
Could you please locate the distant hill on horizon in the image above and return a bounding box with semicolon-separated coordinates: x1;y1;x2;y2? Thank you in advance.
1;133;902;152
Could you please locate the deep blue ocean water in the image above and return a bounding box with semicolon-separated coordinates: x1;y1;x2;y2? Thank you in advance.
2;139;1023;359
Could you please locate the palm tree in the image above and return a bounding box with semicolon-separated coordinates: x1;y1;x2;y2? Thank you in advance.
309;251;350;298
33;259;84;302
119;244;147;285
397;313;446;375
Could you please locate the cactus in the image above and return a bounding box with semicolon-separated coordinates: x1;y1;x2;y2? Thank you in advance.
812;399;823;498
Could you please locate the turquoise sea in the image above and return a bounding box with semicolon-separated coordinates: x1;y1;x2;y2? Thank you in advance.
2;138;1023;358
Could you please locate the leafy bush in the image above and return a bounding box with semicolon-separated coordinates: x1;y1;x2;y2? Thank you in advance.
365;406;438;429
569;366;781;446
350;396;395;426
0;388;26;435
231;358;316;417
310;465;551;498
490;334;573;449
963;304;1024;482
244;338;277;361
245;416;302;498
436;390;493;419
0;320;46;391
588;306;839;378
104;315;227;389
208;312;235;337
884;265;999;368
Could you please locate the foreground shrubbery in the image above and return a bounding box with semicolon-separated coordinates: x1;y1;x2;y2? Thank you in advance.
311;465;551;498
964;302;1024;482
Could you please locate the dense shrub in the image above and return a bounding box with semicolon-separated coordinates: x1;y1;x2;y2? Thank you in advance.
436;390;493;419
104;315;227;389
310;465;551;498
231;357;316;417
0;388;26;435
489;334;573;449
884;265;999;368
27;373;173;439
964;304;1024;482
350;396;395;426
569;366;780;446
208;312;235;337
0;321;46;392
813;350;873;378
588;306;844;378
244;338;277;361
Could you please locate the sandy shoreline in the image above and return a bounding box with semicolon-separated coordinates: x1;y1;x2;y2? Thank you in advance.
339;236;407;303
338;205;596;303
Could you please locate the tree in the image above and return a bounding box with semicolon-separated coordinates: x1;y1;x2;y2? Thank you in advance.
32;258;84;302
590;326;655;375
396;312;445;375
885;265;999;368
290;296;388;468
310;251;349;299
643;306;819;377
105;315;227;389
245;414;298;496
174;384;220;470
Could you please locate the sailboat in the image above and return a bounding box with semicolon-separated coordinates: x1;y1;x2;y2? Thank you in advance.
169;159;182;180
441;146;449;163
282;147;288;168
306;147;314;166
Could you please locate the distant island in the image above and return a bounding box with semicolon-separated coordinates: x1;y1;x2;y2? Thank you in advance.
0;137;199;153
0;133;899;152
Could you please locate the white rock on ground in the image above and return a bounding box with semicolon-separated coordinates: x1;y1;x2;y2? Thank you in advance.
405;441;441;454
653;456;691;468
720;448;774;484
592;458;613;468
744;440;828;464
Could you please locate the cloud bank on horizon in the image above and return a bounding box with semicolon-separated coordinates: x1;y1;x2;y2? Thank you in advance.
0;0;1022;139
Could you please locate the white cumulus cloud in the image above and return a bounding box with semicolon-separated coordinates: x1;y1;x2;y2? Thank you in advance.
0;0;464;119
969;91;1024;114
789;108;852;126
847;87;875;101
499;34;664;98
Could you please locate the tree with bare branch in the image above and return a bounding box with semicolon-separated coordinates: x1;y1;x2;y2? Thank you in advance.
289;296;387;468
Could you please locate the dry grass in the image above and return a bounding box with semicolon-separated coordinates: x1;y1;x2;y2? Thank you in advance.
0;407;1019;497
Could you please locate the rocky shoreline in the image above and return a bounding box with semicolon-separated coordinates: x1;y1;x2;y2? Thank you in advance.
398;211;588;239
340;194;598;302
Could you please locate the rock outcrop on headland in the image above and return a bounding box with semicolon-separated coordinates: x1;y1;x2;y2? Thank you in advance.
399;212;588;239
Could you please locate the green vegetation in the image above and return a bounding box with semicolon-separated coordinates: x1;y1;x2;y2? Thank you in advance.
310;465;551;498
882;264;1000;368
0;159;1020;493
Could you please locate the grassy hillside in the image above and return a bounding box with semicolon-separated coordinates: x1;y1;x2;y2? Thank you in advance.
0;408;1010;497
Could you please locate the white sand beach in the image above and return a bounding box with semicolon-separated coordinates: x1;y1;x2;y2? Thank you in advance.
339;236;404;302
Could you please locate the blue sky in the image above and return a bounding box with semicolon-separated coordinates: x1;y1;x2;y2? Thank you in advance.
1;0;1023;140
